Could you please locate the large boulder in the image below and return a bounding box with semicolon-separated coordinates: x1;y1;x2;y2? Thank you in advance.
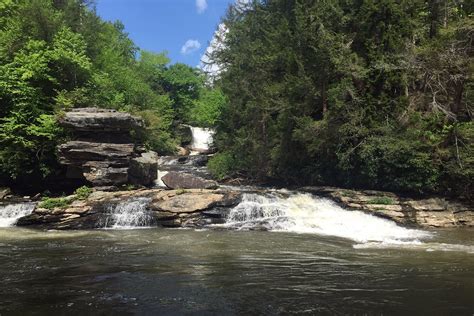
151;189;240;213
161;171;218;190
128;151;158;186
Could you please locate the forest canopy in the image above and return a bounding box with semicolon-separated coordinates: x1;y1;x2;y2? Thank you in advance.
208;0;473;200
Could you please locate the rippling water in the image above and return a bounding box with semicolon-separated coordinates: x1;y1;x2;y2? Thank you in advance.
0;227;472;314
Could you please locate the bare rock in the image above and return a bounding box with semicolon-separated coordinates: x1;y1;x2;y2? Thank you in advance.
128;151;158;186
151;189;240;214
161;172;218;190
58;141;134;166
59;108;143;133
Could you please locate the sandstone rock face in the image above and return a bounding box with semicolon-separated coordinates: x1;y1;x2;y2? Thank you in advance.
301;186;474;228
129;152;159;186
16;189;241;230
57;108;157;187
161;171;218;190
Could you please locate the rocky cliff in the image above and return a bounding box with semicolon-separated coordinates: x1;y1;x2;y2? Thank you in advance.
57;108;157;188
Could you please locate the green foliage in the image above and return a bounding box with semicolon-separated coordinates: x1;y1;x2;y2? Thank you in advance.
367;197;396;205
208;152;240;180
39;196;72;209
210;0;474;200
190;87;226;127
74;186;92;200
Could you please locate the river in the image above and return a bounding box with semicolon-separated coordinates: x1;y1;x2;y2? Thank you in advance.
0;225;473;314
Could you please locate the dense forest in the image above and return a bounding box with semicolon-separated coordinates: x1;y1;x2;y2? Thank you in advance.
208;0;473;200
0;0;224;188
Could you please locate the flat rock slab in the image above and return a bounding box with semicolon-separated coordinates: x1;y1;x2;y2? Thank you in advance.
151;189;241;214
161;171;218;190
59;108;143;133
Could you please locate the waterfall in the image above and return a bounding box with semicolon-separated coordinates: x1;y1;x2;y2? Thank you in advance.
223;192;432;246
105;198;154;229
0;203;36;227
189;126;214;152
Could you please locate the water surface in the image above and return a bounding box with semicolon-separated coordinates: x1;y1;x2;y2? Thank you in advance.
0;227;472;314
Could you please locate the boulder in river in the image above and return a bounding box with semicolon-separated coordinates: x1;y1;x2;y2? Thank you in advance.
161;171;218;190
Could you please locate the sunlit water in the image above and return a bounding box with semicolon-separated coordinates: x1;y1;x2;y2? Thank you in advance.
0;227;472;314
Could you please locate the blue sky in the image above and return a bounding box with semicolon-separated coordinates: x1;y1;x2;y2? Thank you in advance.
95;0;233;67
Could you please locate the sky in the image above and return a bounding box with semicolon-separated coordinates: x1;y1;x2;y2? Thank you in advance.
95;0;234;67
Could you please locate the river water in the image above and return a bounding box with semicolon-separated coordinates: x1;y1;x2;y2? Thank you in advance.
0;225;472;314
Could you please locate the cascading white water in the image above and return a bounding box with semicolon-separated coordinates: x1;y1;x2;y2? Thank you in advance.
106;198;153;229
189;126;214;153
0;203;36;227
223;192;432;246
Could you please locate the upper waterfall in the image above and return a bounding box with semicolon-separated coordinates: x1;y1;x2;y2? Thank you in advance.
189;126;214;153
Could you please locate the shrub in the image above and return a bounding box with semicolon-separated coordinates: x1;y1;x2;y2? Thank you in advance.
74;186;93;200
208;152;238;180
367;196;396;205
39;197;72;209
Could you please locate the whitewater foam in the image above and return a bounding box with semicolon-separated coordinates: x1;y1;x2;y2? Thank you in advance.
0;203;36;227
189;126;214;153
105;198;153;229
224;192;431;244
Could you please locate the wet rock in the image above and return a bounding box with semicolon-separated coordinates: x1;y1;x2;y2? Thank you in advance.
128;151;158;186
161;172;218;190
0;187;11;200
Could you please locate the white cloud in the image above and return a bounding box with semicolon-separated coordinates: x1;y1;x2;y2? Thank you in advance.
181;39;201;55
196;0;207;14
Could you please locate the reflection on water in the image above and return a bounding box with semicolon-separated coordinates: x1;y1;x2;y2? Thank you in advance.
0;227;472;314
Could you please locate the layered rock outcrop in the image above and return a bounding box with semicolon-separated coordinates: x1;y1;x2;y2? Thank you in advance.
57;108;157;187
16;189;241;229
301;186;474;228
